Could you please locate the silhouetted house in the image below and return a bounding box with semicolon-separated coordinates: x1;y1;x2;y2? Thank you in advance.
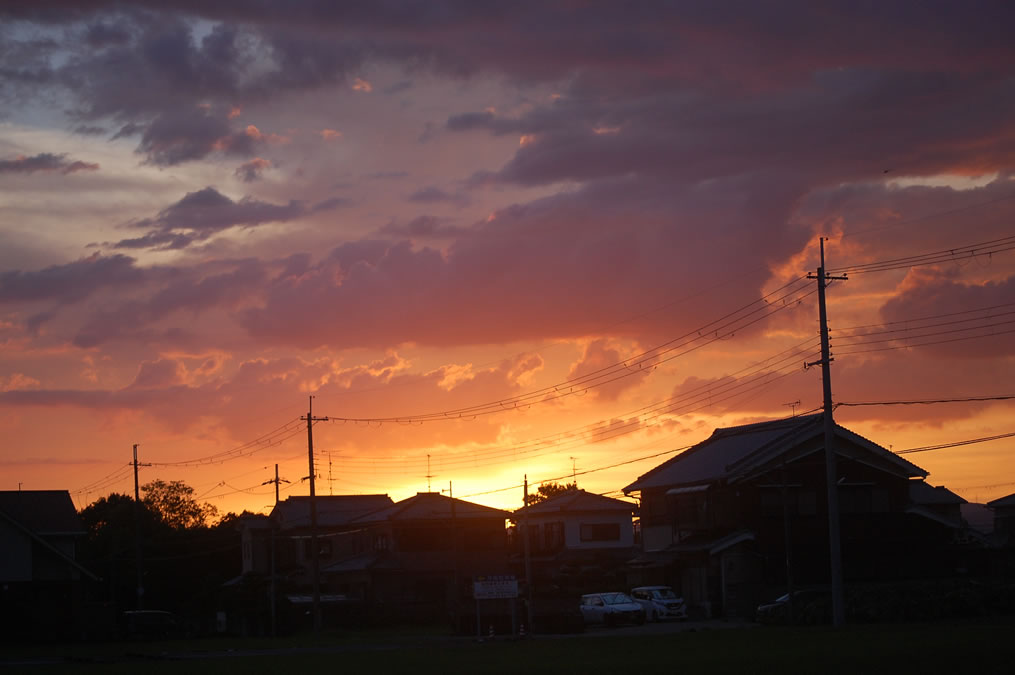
623;414;932;618
0;490;97;641
988;493;1015;545
227;495;393;634
324;492;512;626
908;482;966;528
269;494;394;577
512;489;637;595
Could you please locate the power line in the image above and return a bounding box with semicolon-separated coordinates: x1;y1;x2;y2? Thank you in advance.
326;279;816;424
839;395;1015;407
827;234;1015;275
836;326;1015;356
148;419;305;467
896;431;1015;455
327;340;819;475
833;301;1015;335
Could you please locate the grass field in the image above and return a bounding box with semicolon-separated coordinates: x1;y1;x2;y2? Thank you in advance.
8;619;1015;674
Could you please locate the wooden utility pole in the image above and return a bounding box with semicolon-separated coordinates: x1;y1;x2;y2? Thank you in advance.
807;237;847;627
522;475;534;634
301;396;329;634
131;443;149;610
261;463;288;638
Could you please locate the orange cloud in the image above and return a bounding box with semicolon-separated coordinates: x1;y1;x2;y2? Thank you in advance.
320;129;343;141
352;77;373;92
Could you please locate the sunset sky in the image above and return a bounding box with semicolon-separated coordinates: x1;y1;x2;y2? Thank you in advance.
2;1;1014;517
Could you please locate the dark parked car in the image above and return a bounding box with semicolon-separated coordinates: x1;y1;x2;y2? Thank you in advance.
580;592;646;626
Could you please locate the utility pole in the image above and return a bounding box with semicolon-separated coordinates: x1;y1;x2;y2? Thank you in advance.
262;464;289;638
807;237;847;627
522;475;534;635
131;444;150;610
443;481;460;630
301;396;329;634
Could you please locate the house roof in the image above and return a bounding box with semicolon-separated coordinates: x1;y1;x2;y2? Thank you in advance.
0;490;98;581
909;481;966;506
624;414;927;493
352;492;510;523
271;494;394;529
514;489;637;516
0;490;84;535
961;503;995;534
988;492;1015;508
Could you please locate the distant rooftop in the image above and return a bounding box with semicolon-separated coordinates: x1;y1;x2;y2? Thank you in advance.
353;491;511;523
515;489;637;516
624;414;926;493
271;494;393;528
0;490;83;534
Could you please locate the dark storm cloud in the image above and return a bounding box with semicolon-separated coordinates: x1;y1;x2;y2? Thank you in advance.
379;215;466;239
72;257;268;348
407;186;469;206
0;152;99;174
0;253;142;305
136;108;259;166
456;69;1015;191
234;157;271;183
112;187;342;251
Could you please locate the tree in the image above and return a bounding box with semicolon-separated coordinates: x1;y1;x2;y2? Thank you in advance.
141;479;218;529
525;481;578;506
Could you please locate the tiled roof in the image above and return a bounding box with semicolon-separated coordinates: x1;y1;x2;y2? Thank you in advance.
514;489;637;516
0;490;83;534
624;414;926;492
988;492;1015;508
272;494;393;529
352;492;510;523
909;481;966;506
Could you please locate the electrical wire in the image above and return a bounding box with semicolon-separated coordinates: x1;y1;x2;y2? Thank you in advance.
839;395;1015;407
326;279;816;424
827;234;1015;275
895;431;1015;455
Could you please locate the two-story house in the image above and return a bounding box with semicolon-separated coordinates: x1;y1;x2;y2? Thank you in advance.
512;489;637;596
623;414;931;618
324;491;512;626
0;490;97;640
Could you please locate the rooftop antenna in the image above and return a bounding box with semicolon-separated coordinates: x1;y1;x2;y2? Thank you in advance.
426;454;433;492
783;400;801;417
569;456;578;483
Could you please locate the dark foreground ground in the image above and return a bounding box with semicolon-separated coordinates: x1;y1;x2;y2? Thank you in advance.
5;617;1014;674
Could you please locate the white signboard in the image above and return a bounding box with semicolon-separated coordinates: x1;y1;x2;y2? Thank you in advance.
473;575;519;599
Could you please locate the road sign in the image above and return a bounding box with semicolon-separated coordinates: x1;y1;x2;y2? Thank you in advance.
473;575;518;599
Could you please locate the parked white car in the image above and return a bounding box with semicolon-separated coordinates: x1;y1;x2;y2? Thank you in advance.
580;592;646;626
630;586;687;621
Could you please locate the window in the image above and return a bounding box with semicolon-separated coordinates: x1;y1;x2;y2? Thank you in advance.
544;521;564;550
579;522;620;542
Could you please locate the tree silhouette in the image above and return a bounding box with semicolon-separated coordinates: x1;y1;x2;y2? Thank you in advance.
141;479;218;529
525;481;578;505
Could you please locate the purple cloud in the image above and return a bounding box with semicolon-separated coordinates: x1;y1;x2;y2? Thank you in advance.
0;152;99;174
113;187;342;251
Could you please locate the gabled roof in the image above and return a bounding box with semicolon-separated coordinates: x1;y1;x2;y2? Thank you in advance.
514;489;637;516
624;414;927;493
352;492;510;523
0;490;84;535
271;494;394;529
0;490;98;581
909;481;966;506
988;492;1015;508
